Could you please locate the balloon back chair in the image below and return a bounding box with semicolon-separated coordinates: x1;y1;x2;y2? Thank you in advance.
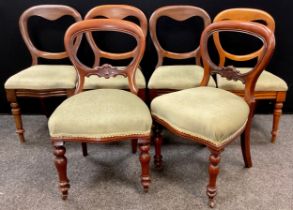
84;5;147;100
48;19;152;199
151;21;275;207
148;5;215;101
83;5;148;154
213;8;287;143
5;5;82;143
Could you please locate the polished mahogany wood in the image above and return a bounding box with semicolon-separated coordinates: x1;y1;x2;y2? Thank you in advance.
207;149;222;208
53;142;70;200
213;9;275;65
148;5;211;100
153;21;275;207
213;8;286;143
153;123;163;169
150;5;211;66
131;139;138;154
20;5;82;64
6;5;82;143
52;19;151;199
65;19;145;94
138;139;151;191
200;22;275;103
85;4;148;67
240;102;256;168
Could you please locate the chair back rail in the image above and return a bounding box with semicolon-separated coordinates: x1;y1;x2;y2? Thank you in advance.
149;5;211;67
200;21;275;103
19;5;82;65
213;8;275;66
64;19;145;95
84;5;147;67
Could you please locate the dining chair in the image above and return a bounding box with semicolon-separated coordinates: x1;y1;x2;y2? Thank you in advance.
213;8;287;143
151;21;275;207
4;5;82;143
84;5;148;154
148;5;216;101
48;19;152;199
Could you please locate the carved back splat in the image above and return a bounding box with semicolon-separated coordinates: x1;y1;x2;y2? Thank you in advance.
85;5;147;67
64;19;145;94
19;5;82;65
200;21;275;103
213;8;275;66
149;5;211;67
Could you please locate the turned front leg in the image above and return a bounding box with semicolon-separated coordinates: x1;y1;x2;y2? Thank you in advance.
138;139;151;192
271;101;283;143
11;102;25;143
207;149;221;208
53;142;70;200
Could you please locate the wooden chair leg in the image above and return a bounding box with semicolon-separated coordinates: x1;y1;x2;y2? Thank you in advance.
10;102;25;143
241;102;255;168
207;149;221;208
241;126;253;168
138;138;151;192
154;123;163;169
81;143;88;156
53;142;70;200
131;139;138;154
271;101;283;143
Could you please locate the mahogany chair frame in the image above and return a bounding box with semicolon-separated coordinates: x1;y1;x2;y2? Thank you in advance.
153;21;275;207
213;8;286;143
148;5;211;100
84;5;148;154
5;5;82;143
52;19;150;199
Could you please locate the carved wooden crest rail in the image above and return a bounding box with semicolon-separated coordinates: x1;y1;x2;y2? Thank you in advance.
87;64;127;79
212;65;246;84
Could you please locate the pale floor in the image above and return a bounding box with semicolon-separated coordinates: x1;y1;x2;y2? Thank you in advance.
0;114;292;210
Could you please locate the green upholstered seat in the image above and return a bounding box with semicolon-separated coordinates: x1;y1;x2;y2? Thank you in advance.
151;87;249;146
5;65;146;91
217;68;288;91
84;67;146;89
148;65;216;90
49;89;152;139
4;65;76;90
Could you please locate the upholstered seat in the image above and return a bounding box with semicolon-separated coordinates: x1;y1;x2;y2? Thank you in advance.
84;67;146;89
148;65;216;90
151;87;249;146
217;68;288;91
49;89;152;139
4;64;146;91
148;6;212;101
5;65;77;90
